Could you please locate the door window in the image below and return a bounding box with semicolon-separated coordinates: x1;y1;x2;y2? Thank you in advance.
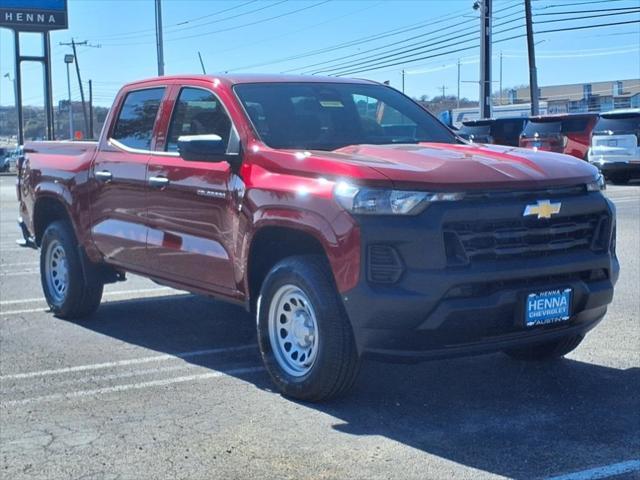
111;88;165;150
166;88;232;152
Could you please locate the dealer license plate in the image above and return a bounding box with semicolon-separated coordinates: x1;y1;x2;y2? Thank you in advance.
525;288;572;327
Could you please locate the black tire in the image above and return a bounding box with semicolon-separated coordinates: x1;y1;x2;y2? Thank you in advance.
607;174;630;185
256;255;360;402
503;335;584;361
40;220;104;319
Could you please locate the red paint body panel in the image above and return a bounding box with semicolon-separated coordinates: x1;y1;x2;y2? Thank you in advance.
18;74;599;307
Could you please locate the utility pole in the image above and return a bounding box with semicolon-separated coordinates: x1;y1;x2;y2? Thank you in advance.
440;85;447;98
401;69;405;93
64;54;74;140
198;51;206;74
525;0;539;115
155;0;165;75
477;0;492;118
499;51;503;106
88;79;94;139
59;39;100;138
457;59;461;108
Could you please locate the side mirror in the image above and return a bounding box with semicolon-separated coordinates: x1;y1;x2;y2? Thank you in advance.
177;134;227;162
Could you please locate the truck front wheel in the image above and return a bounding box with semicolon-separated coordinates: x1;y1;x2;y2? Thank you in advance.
40;221;104;319
503;335;584;361
257;255;360;402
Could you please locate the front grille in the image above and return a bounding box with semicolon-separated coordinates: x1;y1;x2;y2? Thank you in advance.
465;185;587;201
444;213;609;263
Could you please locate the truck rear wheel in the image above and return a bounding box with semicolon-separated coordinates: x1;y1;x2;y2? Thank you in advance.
256;255;360;402
503;335;584;361
40;221;104;319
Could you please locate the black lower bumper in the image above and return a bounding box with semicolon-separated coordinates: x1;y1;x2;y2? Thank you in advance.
341;191;619;362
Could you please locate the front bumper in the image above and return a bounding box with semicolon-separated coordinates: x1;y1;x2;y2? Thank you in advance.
341;191;619;361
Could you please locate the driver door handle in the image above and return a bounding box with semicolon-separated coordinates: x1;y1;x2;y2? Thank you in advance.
149;176;170;188
95;170;113;182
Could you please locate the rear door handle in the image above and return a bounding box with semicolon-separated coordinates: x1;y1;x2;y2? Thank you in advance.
95;170;113;182
149;176;170;188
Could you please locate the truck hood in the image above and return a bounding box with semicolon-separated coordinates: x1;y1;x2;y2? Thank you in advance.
321;143;599;190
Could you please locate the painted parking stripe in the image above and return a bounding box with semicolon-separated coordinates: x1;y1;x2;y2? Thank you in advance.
0;287;173;306
545;460;640;480
0;344;257;380
1;366;265;407
0;291;190;316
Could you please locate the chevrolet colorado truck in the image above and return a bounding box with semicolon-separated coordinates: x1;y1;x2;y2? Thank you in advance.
17;74;618;401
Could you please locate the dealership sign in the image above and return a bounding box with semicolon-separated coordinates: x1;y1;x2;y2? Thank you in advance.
0;0;68;31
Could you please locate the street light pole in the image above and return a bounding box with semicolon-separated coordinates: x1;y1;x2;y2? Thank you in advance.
155;0;165;76
64;54;74;140
477;0;492;119
525;0;540;116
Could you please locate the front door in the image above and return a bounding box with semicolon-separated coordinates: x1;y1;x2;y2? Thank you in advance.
145;86;241;293
89;87;166;269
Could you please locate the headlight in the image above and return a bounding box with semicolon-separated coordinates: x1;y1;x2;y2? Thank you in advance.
334;182;464;215
587;173;606;192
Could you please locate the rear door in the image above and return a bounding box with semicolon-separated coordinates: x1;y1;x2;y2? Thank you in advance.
89;87;166;269
145;85;242;293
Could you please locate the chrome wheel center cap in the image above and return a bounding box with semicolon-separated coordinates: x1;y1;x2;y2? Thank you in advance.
293;311;314;347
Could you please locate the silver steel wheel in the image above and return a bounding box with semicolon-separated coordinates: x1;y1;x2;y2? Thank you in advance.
268;285;319;377
45;239;69;304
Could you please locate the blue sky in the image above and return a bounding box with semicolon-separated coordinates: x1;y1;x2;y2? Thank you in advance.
1;0;638;107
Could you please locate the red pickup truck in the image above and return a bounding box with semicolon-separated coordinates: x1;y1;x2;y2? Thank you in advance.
17;74;618;401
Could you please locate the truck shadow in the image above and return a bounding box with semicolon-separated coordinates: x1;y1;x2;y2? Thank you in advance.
76;292;639;480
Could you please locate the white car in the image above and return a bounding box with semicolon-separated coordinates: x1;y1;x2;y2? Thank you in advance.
588;108;640;184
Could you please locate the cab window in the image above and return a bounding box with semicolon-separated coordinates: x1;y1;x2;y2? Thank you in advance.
112;88;165;150
166;88;232;153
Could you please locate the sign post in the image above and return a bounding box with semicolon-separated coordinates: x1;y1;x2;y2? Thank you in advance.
0;0;68;144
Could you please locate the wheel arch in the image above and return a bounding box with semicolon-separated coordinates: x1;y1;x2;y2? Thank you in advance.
33;194;77;246
247;225;330;312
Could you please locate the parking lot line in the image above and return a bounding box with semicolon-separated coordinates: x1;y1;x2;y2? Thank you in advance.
1;291;190;315
0;287;173;306
544;459;640;480
0;344;257;380
0;261;38;267
1;366;265;407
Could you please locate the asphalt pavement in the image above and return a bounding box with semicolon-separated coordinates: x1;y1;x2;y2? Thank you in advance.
0;175;638;480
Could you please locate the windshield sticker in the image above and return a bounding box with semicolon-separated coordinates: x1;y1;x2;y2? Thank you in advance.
320;100;344;108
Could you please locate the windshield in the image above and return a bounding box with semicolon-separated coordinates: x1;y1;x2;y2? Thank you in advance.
234;82;456;150
459;124;491;135
593;114;640;135
522;120;561;137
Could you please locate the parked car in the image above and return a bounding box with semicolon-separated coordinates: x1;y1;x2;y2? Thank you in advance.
519;113;598;159
458;117;527;146
0;147;10;172
588;109;640;184
16;74;617;401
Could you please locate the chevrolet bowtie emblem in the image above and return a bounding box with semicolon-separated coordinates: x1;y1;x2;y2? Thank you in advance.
523;200;561;219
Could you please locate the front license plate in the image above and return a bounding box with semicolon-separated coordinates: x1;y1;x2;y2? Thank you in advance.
607;139;618;147
525;288;572;327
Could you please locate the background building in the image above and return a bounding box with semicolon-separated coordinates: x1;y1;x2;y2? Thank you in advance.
509;79;640;114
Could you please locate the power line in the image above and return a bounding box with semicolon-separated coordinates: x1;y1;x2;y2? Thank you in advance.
300;17;487;75
87;0;262;42
537;18;640;34
229;6;472;71
329;18;638;77
534;0;630;8
321;21;525;77
535;5;640;16
104;0;331;47
535;9;640;24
